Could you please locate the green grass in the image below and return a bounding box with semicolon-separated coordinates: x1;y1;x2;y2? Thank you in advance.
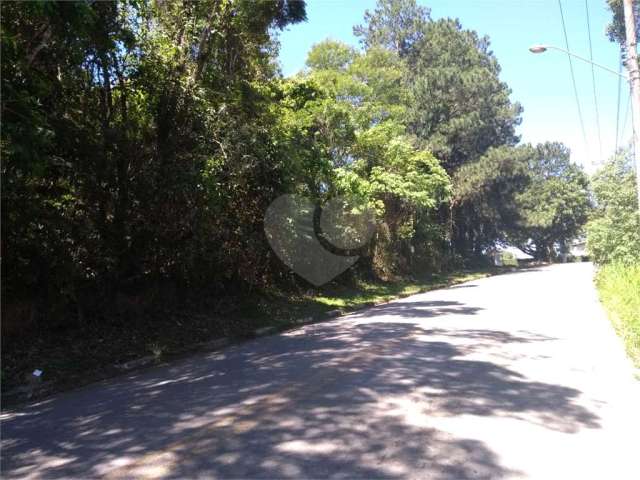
595;262;640;367
237;270;492;329
311;272;488;309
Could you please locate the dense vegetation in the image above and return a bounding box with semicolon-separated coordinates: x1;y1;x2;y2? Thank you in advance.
2;0;593;391
587;150;640;265
586;0;640;368
587;149;640;366
595;263;640;366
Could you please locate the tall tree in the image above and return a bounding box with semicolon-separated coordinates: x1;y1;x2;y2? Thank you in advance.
511;143;591;261
607;0;640;59
587;148;640;265
453;145;533;257
303;40;451;277
407;19;522;172
352;0;523;260
1;0;308;326
353;0;430;56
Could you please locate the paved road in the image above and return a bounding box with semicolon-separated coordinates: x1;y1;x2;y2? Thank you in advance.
2;263;639;479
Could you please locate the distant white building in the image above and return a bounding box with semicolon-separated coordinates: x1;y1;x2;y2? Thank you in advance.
569;238;587;257
498;245;534;261
558;238;587;262
489;245;533;266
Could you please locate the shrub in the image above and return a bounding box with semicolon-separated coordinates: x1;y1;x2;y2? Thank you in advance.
501;251;518;267
586;150;640;265
595;262;640;367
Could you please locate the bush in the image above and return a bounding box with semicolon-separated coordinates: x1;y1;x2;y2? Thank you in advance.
595;262;640;367
501;251;518;267
586;150;640;265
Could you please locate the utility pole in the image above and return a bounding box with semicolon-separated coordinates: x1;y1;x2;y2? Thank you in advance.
622;0;640;209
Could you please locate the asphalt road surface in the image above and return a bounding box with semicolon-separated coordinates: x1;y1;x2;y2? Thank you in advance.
2;263;639;479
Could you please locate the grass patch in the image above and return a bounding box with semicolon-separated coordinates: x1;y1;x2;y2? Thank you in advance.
2;268;494;404
236;270;491;328
595;262;640;367
311;272;487;310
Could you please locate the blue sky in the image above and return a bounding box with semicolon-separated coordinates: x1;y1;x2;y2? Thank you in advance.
277;0;629;173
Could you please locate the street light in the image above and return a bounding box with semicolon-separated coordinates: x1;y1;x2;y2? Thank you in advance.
530;42;640;211
528;45;548;54
529;44;627;79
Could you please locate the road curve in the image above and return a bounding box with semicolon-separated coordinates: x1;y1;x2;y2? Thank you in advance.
2;263;639;479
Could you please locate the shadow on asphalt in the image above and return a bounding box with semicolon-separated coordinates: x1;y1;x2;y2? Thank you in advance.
347;300;483;319
1;295;600;479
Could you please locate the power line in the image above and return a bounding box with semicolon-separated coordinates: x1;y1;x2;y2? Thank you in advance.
615;58;623;152
585;0;603;162
558;0;589;163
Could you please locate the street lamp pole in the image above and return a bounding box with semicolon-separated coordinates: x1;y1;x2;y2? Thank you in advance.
529;44;628;79
622;0;640;211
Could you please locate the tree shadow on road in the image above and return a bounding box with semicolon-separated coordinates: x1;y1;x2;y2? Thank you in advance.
1;297;600;479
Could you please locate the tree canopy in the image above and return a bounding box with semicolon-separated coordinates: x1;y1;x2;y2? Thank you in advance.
511;143;591;261
2;0;592;335
587;149;640;265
